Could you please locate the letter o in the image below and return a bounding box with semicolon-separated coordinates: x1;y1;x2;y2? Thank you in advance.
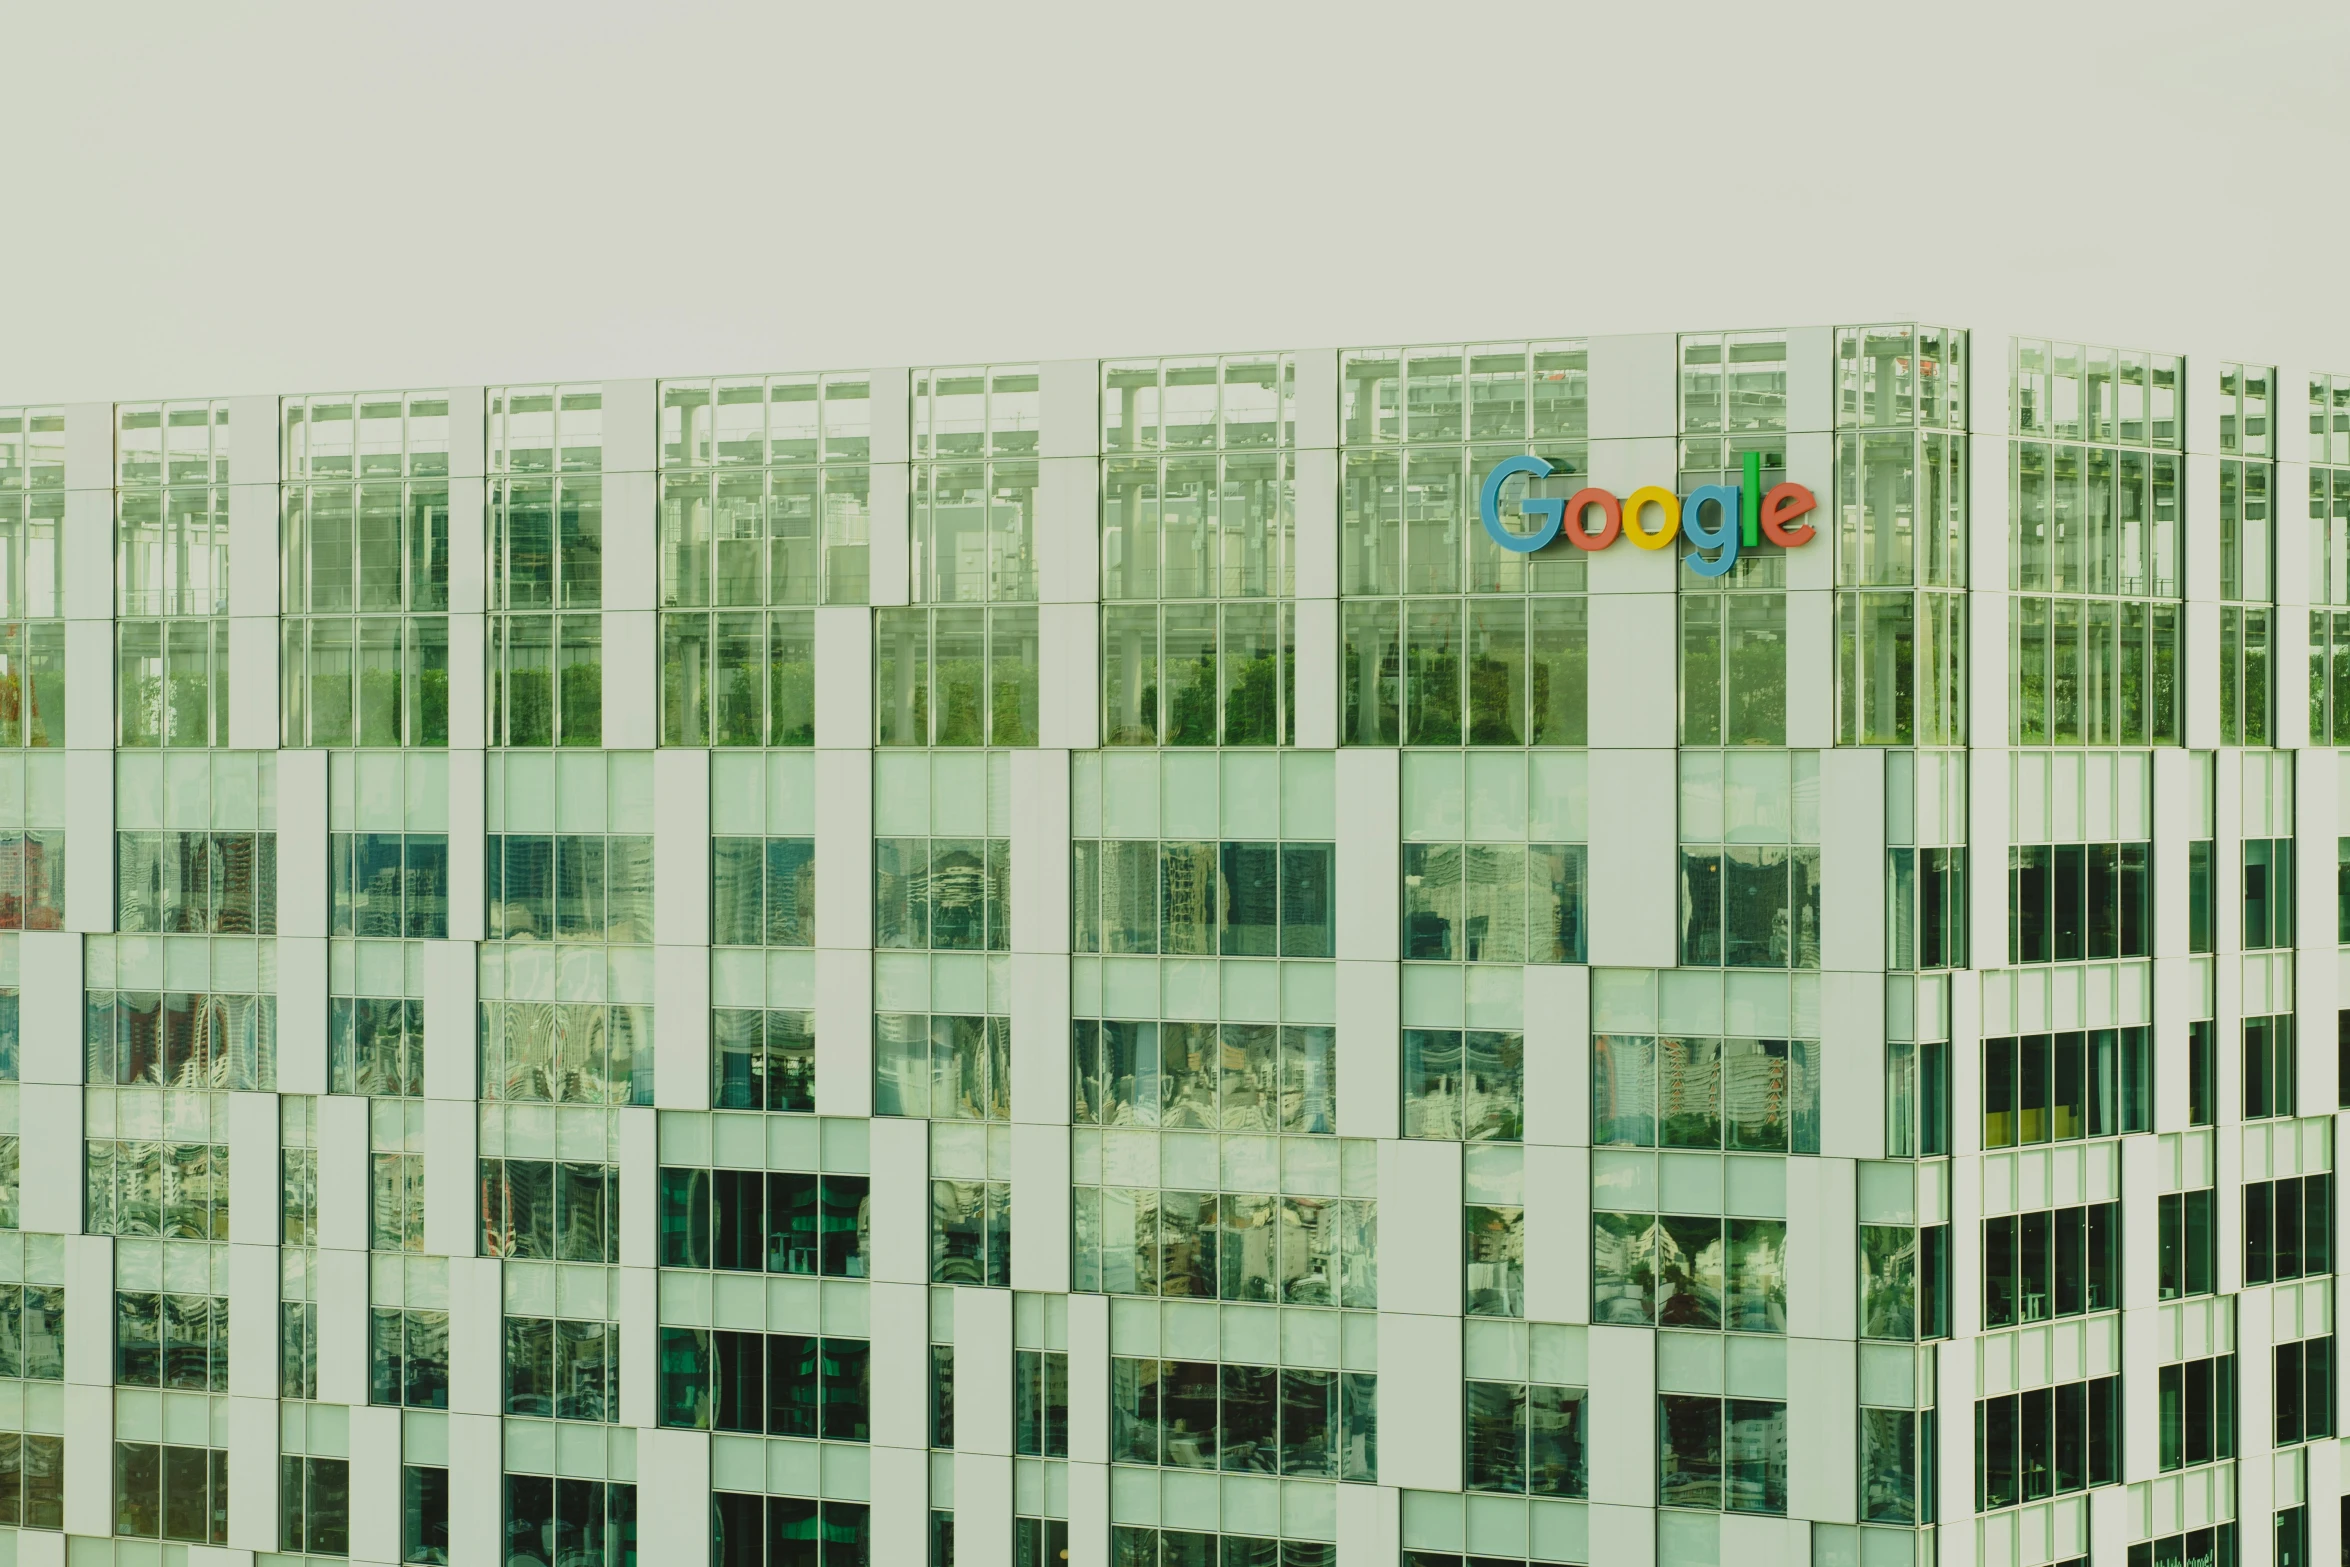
1622;485;1681;550
1562;488;1622;551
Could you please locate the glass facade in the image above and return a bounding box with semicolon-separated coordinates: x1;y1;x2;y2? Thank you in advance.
0;323;2316;1567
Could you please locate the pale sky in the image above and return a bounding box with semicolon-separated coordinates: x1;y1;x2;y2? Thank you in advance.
4;0;2348;404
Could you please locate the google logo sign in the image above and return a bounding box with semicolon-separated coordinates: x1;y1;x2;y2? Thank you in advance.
1477;450;1819;579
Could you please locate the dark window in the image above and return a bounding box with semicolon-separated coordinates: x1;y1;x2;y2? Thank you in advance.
1982;1203;2118;1327
403;1464;449;1565
1658;1394;1786;1514
2157;1190;2217;1300
2009;842;2148;964
2157;1355;2235;1471
2243;1174;2331;1285
2274;1338;2335;1447
1015;1349;1069;1457
1980;1029;2150;1147
1110;1357;1374;1482
1973;1376;2119;1507
506;1476;635;1567
2242;838;2294;950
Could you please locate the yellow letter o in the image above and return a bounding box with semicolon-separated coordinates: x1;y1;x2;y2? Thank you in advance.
1622;486;1680;550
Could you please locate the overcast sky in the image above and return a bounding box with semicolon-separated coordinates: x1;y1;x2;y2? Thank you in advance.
4;0;2347;404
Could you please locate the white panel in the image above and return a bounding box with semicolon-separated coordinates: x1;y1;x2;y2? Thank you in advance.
1067;1461;1110;1567
222;1394;274;1550
448;747;486;942
449;613;487;753
618;1263;656;1427
1523;962;1590;1146
815;747;873;948
226;1091;279;1247
1787;1335;1858;1523
62;487;112;624
423;940;480;1100
1037;455;1100;603
1375;1308;1461;1492
276;936;329;1095
601;378;659;474
18;930;80;1083
1971;433;2013;600
1376;1138;1460;1316
641;1429;713;1567
1585;1325;1658;1504
1068;1291;1110;1462
227;1241;278;1397
1010;1122;1070;1293
1524;1143;1589;1323
1585;592;1676;747
63;1236;112;1384
1934;1337;1978;1533
425;1097;479;1258
447;386;488;479
1820;747;1886;973
447;474;487;612
348;1404;403;1564
1588;333;1678;440
1585;748;1676;968
2185;354;2222;456
63;402;113;493
61;1383;112;1533
1973;745;2015;966
653;747;711;947
955;1452;1013;1567
316;1244;370;1405
317;1093;372;1247
19;1083;79;1235
1010;952;1071;1125
655;946;712;1110
816;947;872;1118
870;1446;932;1567
814;605;873;748
1293;349;1339;452
62;742;112;932
601;469;657;611
1820;976;1884;1162
227;480;279;619
1784;589;1834;748
1334;748;1397;960
226;615;278;748
599;609;656;748
277;748;329;936
868;1280;931;1448
870;368;913;467
1292;596;1337;749
868;462;911;606
1039;601;1099;752
955;1285;1013;1454
1335;960;1398;1140
1294;444;1338;599
1785;1156;1858;1339
1010;749;1070;955
618;1108;656;1268
449;1410;506;1560
1040;358;1100;460
1785;326;1836;433
447;1258;505;1417
62;616;114;758
869;1112;931;1284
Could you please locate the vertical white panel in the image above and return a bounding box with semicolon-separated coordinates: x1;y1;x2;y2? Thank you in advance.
276;936;329;1095
868;1280;931;1449
1011;1122;1070;1293
63;402;113;495
1374;1308;1462;1493
1784;589;1834;748
1335;960;1398;1141
1067;1291;1109;1463
1588;334;1678;440
227;1240;279;1398
1335;1480;1400;1567
1974;746;2016;966
815;948;872;1119
653;747;711;946
869;1115;931;1284
1010;748;1071;955
954;1452;1013;1567
1820;748;1886;973
1292;349;1339;452
1785;1156;1858;1340
347;1403;403;1564
448;1410;505;1562
1294;441;1338;598
63;1236;113;1385
617;1107;657;1268
1037;455;1099;603
868;463;911;607
870;369;912;466
448;383;489;471
1819;974;1884;1161
814;747;872;948
618;1263;656;1428
1523;1143;1589;1324
869;1445;932;1566
814;605;873;749
277;748;329;935
18;930;79;1083
1523;962;1589;1146
654;946;712;1111
62;743;111;932
425;1097;480;1259
226;612;278;748
61;1383;112;1533
316;1245;370;1405
447;1257;505;1417
1585;593;1677;748
449;614;487;753
1786;1336;1858;1523
599;610;656;748
601;378;659;476
223;1393;275;1550
1376;1139;1460;1316
1586;748;1676;968
1040;361;1100;461
423;940;480;1100
1010;952;1071;1126
1585;1325;1658;1504
226;1091;280;1247
599;471;658;610
1785;326;1836;433
1040;600;1100;752
18;1083;79;1235
1334;748;1397;960
955;1285;1013;1454
1292;596;1337;750
1066;1461;1110;1567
